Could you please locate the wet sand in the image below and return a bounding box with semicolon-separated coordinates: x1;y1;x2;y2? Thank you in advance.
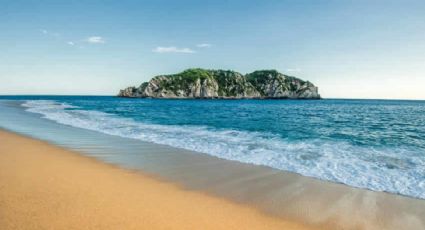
0;130;316;230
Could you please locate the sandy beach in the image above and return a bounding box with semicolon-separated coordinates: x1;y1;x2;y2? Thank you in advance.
0;130;317;230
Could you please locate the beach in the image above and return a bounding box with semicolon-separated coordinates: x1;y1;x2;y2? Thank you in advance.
0;129;316;230
1;99;425;230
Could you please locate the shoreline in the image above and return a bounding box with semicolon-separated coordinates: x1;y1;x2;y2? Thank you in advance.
0;129;316;230
0;98;425;230
0;100;424;229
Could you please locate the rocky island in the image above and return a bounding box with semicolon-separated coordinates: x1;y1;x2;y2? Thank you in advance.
118;68;320;99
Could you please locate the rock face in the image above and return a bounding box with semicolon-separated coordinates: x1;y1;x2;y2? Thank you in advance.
118;69;320;99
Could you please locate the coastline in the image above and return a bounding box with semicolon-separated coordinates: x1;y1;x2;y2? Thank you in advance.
0;129;314;230
0;100;425;230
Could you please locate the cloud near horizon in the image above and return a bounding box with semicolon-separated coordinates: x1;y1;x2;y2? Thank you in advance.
86;36;105;44
286;68;301;73
152;46;195;53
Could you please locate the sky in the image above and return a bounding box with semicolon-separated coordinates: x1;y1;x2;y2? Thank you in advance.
0;0;424;99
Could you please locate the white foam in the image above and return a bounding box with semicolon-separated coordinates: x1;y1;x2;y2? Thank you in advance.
22;100;425;199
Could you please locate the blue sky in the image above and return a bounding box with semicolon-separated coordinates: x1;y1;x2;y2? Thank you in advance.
1;0;424;99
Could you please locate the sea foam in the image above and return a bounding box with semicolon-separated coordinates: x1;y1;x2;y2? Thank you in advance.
22;100;425;199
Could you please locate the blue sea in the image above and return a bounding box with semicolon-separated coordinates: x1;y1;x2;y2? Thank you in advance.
1;96;425;199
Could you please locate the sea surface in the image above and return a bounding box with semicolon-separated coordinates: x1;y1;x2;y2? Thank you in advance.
1;96;424;199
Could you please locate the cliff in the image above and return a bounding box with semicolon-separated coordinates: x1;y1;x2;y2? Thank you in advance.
118;68;320;99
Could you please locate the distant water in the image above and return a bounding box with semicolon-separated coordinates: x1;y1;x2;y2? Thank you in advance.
1;96;425;199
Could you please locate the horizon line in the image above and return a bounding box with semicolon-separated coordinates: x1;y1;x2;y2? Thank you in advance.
0;94;424;101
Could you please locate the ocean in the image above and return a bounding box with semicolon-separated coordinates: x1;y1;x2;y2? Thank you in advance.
0;96;424;199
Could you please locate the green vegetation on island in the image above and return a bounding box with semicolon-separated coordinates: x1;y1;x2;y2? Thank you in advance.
118;68;320;99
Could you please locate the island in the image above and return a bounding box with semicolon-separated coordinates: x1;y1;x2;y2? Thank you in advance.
118;68;320;99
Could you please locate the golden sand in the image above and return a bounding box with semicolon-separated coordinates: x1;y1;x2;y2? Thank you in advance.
0;130;317;230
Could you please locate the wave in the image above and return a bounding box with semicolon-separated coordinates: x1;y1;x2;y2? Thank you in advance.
22;100;425;199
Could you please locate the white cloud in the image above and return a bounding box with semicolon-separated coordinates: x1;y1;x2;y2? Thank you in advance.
152;46;195;53
40;29;60;37
86;36;105;44
286;68;302;73
67;41;75;46
196;43;211;48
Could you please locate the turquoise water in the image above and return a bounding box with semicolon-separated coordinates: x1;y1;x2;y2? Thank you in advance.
1;96;425;199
